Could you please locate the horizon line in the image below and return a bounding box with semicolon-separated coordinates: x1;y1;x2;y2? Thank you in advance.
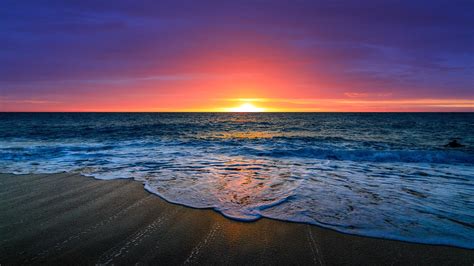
2;111;473;113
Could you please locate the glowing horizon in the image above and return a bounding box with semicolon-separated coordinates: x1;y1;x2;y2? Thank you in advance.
3;97;471;112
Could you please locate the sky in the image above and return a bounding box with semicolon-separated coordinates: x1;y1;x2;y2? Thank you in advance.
1;0;473;112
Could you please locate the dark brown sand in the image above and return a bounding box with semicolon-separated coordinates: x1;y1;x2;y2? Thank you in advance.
0;173;472;265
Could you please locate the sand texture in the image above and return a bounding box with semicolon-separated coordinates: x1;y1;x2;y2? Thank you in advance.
0;173;473;265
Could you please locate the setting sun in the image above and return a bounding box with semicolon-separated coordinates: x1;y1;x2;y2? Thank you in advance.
228;103;265;112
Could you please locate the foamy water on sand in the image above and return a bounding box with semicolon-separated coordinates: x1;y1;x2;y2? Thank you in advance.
0;113;473;248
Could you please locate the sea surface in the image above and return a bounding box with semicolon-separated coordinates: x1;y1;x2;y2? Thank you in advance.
0;113;473;248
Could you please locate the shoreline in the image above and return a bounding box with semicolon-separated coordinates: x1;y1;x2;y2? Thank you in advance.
1;172;473;265
139;174;473;250
144;178;472;250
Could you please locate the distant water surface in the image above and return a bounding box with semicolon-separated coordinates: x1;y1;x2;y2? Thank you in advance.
0;113;473;248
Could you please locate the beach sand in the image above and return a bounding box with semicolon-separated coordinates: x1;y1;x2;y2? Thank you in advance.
0;173;472;265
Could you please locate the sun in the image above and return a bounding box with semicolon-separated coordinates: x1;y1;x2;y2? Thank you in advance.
228;103;265;112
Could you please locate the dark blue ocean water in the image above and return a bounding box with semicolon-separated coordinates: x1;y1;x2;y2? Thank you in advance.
1;113;473;248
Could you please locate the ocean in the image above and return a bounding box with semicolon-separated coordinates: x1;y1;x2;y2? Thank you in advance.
0;112;473;248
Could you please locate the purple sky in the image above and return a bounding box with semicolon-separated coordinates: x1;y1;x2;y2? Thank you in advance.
1;0;473;111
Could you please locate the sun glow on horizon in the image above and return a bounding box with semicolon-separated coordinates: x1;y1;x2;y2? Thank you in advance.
227;102;266;112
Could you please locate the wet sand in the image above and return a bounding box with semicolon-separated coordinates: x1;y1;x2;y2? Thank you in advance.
0;173;472;265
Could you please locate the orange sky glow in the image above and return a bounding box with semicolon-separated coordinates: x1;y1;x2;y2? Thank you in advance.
2;52;473;112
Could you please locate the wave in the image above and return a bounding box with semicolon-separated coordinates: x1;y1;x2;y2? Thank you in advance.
251;147;474;164
1;140;473;165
